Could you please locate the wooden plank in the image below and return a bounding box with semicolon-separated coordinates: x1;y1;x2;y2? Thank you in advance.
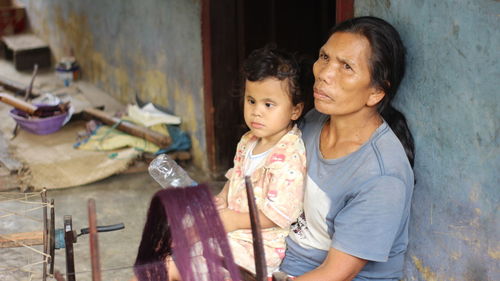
0;74;41;96
14;47;51;71
2;33;48;52
0;231;44;248
83;107;171;148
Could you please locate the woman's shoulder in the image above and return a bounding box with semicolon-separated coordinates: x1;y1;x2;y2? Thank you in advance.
366;123;414;183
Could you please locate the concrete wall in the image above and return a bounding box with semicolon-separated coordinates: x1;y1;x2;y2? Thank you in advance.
356;1;499;280
19;0;208;170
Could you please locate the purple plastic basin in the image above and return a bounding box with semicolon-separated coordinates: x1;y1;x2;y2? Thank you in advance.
9;108;68;135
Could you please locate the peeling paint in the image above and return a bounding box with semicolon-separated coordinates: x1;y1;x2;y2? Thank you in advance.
488;245;500;260
450;251;461;260
469;183;480;202
22;0;208;171
139;70;169;105
411;256;438;281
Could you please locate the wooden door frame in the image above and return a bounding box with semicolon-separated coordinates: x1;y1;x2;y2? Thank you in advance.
201;0;354;175
201;0;216;172
336;0;355;23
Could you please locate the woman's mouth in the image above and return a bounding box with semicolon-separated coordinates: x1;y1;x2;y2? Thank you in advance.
313;88;331;101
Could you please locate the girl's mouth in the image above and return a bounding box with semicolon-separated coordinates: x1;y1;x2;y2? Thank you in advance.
251;122;264;129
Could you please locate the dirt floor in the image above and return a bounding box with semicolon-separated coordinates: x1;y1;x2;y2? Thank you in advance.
0;168;224;281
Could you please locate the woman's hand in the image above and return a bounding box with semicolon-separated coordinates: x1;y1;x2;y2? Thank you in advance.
294;248;367;281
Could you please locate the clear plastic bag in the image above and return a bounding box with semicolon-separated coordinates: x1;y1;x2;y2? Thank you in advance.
148;154;197;188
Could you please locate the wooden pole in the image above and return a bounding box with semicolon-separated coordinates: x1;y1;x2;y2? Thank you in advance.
64;215;76;281
245;176;267;281
83;107;172;148
41;189;48;281
87;199;102;281
49;199;56;275
0;92;38;114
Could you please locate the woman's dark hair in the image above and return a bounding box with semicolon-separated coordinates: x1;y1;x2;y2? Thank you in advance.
330;16;415;167
242;45;304;107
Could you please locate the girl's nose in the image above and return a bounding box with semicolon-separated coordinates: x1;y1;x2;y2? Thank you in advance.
252;106;262;117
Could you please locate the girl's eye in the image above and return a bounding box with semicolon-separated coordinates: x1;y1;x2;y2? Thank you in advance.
265;102;274;108
247;98;255;104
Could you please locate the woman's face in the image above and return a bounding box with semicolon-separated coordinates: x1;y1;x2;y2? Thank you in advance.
312;32;383;116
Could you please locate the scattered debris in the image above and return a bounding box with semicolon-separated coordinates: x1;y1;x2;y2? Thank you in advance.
83;107;171;148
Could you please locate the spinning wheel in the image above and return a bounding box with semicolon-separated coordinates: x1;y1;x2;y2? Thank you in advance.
0;189;123;281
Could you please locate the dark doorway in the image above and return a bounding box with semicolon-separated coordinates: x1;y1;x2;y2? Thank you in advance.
204;1;338;177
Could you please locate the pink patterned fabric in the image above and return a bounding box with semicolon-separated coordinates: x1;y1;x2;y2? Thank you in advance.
225;125;306;273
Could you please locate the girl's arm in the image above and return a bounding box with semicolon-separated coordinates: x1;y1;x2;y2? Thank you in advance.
294;248;367;281
218;208;278;232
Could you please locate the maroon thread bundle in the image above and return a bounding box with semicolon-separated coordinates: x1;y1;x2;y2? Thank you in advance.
134;184;241;281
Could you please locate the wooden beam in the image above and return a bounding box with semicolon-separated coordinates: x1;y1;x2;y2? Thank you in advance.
336;0;355;23
83;107;171;148
0;231;44;248
201;0;216;174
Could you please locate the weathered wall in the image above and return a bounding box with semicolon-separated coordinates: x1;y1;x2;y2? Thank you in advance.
356;1;499;280
19;0;208;170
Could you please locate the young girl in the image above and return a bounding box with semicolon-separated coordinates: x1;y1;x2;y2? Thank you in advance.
134;46;307;281
214;45;307;275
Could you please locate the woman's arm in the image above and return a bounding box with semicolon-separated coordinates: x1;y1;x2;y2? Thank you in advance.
294;248;367;281
218;207;278;232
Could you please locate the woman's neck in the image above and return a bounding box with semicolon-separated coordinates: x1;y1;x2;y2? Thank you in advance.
320;111;382;159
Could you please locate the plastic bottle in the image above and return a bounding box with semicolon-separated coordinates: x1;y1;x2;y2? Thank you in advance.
148;154;197;188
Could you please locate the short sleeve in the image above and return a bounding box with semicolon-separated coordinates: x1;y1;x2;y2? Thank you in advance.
260;144;306;229
331;176;407;262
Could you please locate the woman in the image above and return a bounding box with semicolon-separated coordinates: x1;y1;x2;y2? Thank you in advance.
279;16;415;281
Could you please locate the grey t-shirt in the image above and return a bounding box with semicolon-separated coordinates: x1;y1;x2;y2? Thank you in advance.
280;110;414;280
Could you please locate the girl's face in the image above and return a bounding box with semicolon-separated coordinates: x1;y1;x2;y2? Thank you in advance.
312;32;384;116
244;78;303;143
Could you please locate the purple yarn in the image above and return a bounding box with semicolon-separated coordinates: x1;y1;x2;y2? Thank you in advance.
134;184;241;281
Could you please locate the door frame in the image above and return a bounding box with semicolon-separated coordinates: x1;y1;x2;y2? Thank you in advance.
201;0;355;175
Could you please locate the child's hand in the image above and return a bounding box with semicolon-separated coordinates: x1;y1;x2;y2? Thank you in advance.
214;195;227;210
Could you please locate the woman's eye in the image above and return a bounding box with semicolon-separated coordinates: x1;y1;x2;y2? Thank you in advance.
319;53;328;61
343;63;352;70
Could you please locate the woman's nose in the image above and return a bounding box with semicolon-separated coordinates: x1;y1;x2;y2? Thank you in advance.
315;62;335;84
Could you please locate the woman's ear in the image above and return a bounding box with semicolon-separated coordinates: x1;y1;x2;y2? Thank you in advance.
291;102;304;121
367;88;385;107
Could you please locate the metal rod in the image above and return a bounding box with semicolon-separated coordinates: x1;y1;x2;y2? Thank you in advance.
88;199;102;281
64;215;76;281
244;176;267;280
50;199;55;275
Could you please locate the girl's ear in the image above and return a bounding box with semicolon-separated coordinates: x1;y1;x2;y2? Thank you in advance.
291;102;304;121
